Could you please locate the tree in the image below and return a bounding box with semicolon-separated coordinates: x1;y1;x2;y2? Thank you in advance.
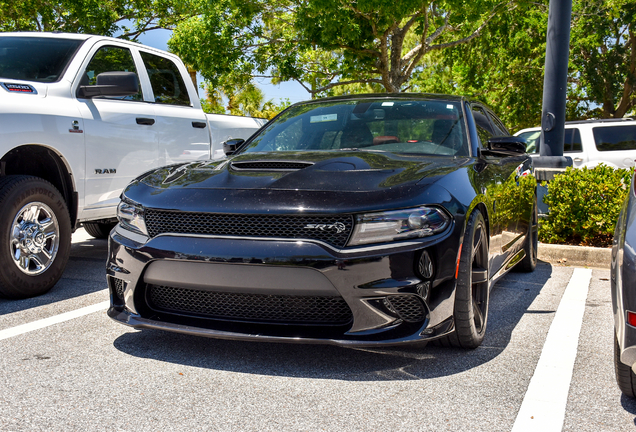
169;0;513;98
0;0;194;40
411;0;635;130
202;82;290;119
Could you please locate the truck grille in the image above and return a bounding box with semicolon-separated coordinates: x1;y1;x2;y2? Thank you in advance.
144;210;353;248
147;284;354;325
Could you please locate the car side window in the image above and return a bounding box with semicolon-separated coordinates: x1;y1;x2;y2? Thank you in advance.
487;111;509;136
83;45;143;101
140;52;191;106
471;105;493;146
564;128;583;152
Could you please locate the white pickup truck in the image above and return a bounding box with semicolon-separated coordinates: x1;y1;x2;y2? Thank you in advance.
0;32;267;299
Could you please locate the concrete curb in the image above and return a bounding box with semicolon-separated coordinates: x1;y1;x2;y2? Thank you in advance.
538;242;611;269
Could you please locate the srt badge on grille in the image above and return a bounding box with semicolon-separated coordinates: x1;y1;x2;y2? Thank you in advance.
304;222;346;234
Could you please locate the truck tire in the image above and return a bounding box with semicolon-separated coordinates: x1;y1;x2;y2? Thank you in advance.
83;221;116;239
0;176;71;299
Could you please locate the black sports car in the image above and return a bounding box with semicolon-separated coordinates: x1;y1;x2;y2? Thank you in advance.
107;94;537;348
612;170;636;395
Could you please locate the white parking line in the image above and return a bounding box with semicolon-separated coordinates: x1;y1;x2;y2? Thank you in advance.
0;301;109;341
512;267;593;432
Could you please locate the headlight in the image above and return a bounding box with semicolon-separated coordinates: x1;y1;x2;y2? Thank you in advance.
348;207;450;246
117;199;148;236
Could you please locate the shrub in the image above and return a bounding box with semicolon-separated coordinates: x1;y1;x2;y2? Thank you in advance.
540;164;632;247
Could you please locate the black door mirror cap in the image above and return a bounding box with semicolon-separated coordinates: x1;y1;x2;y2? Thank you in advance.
77;71;139;99
484;136;527;156
223;138;246;156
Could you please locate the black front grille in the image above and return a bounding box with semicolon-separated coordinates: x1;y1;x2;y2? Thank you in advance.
145;210;353;248
147;284;354;325
231;161;314;171
385;295;426;323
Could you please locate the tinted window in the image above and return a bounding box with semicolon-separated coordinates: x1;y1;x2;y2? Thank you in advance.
565;128;582;152
487;111;509;136
518;128;582;154
83;46;142;101
593;125;636;151
518;131;541;153
471;106;493;146
242;99;469;156
140;52;191;106
0;37;83;83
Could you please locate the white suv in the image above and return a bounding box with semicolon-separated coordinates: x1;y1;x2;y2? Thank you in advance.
515;118;636;169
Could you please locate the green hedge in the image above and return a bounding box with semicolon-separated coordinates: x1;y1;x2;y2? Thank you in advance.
540;164;632;247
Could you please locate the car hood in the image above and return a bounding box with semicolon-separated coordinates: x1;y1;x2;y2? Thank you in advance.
140;151;469;193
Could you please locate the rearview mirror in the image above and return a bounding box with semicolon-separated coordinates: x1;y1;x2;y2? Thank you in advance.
77;72;139;99
483;136;527;157
223;138;245;155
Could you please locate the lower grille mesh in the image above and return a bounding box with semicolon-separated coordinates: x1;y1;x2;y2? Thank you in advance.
110;277;126;300
147;284;354;325
385;295;426;323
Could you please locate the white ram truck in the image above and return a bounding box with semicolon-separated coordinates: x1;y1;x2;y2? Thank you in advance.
0;32;267;299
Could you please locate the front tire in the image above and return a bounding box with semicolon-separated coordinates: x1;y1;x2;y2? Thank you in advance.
439;209;490;349
0;176;71;299
615;333;636;398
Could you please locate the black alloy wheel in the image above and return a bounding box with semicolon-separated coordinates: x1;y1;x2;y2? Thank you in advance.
437;209;490;349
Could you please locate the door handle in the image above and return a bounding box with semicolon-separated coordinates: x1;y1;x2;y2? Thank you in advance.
136;118;155;126
573;157;583;162
192;121;207;129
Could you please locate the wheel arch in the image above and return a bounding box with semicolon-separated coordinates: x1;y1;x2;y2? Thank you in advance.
1;144;78;229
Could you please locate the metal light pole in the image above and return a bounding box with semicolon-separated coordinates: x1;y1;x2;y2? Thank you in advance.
535;0;573;175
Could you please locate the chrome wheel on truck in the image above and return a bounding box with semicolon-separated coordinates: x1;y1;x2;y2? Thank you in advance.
0;176;71;299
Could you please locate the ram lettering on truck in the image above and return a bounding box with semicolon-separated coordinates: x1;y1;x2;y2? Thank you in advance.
0;32;266;299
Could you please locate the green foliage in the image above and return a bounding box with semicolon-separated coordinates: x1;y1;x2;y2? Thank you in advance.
0;0;195;40
412;0;636;130
201;81;290;119
540;164;632;246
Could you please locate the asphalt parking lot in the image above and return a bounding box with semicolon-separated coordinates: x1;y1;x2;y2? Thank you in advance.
0;229;635;431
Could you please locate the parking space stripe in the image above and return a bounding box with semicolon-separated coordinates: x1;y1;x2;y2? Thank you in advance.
0;300;109;341
512;267;592;432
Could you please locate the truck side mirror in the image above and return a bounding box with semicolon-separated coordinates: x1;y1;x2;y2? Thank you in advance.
77;72;139;99
223;138;245;156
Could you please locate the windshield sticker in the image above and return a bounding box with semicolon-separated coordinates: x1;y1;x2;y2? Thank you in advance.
382;102;394;107
310;114;338;123
1;83;37;94
446;104;454;110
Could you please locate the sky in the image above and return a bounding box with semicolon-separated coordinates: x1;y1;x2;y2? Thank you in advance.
135;28;309;105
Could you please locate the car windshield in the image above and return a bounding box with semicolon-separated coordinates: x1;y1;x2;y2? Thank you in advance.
0;37;84;83
242;98;469;156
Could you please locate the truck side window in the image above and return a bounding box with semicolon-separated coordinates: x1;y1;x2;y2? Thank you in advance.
140;52;191;106
564;128;583;152
83;46;142;101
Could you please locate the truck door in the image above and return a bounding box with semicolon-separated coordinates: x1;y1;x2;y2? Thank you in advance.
76;43;158;220
138;51;210;165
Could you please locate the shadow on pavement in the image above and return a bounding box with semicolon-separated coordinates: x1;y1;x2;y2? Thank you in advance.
0;235;108;316
620;394;636;425
113;263;554;381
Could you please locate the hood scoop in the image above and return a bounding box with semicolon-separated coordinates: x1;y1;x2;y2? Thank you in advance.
230;160;314;171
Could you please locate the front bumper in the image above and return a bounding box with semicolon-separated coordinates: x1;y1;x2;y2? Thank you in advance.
107;225;460;346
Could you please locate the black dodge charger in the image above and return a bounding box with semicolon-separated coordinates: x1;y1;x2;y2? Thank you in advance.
107;94;537;349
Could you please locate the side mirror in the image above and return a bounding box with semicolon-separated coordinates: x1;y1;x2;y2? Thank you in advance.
77;71;139;99
223;138;245;155
484;136;527;156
